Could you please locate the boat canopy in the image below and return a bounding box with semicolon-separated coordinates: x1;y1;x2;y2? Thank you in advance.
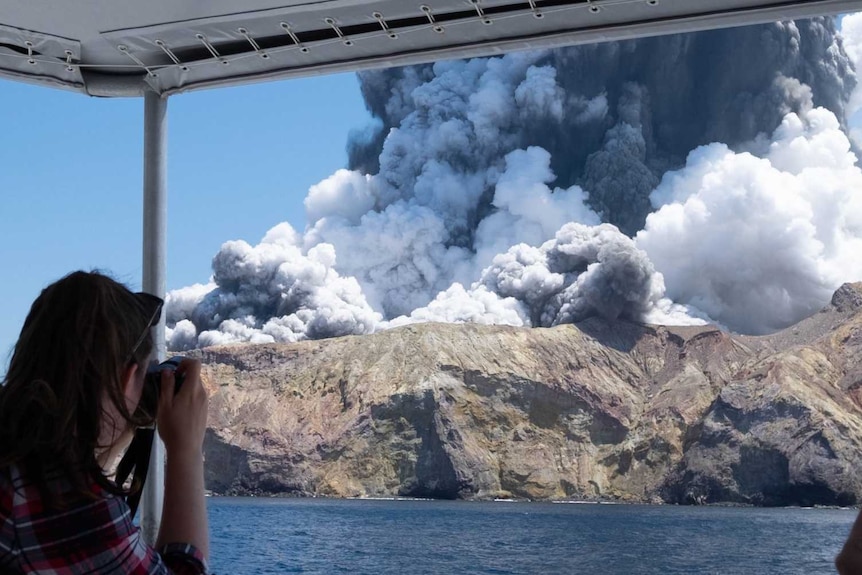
2;0;860;98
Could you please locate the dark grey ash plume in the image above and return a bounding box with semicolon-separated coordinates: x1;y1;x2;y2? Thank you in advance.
350;18;855;235
165;17;862;349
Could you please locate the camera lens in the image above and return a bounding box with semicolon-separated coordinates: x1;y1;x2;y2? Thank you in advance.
134;356;186;423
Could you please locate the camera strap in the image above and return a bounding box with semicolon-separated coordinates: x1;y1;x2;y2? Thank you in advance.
115;427;155;519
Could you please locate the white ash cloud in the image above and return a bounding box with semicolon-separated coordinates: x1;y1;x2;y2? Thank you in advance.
165;282;216;325
843;13;862;65
165;17;862;349
304;170;375;226
472;147;601;269
385;284;528;329
841;12;862;145
637;105;862;334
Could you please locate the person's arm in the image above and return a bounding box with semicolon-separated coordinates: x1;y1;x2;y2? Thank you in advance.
837;510;862;574
154;359;210;559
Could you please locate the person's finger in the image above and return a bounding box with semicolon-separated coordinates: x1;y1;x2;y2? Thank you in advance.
178;359;205;399
181;358;201;381
158;368;175;411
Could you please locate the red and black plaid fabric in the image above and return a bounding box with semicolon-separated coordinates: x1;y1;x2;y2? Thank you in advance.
0;464;208;574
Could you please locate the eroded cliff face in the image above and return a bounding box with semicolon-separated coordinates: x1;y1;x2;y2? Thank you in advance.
195;283;862;506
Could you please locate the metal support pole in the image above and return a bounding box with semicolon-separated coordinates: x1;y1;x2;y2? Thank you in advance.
140;90;168;545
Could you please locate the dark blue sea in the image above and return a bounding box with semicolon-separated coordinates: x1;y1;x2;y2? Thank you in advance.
207;497;855;574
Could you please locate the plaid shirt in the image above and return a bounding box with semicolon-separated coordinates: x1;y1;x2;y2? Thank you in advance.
0;464;208;574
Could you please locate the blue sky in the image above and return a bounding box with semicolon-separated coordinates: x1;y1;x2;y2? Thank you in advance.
0;73;372;363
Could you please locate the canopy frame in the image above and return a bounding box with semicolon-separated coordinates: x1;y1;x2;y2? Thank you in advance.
140;91;168;542
1;0;860;98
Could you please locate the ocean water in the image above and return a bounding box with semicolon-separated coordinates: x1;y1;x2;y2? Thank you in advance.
207;497;854;574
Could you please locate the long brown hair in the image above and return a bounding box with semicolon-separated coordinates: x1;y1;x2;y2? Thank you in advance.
0;271;156;499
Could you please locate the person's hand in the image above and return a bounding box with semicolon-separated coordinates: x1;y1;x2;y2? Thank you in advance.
837;538;862;574
154;358;211;558
156;358;208;456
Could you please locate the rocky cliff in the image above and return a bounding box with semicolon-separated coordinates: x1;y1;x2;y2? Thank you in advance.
194;283;862;506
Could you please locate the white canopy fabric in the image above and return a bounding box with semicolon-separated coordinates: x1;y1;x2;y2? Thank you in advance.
2;0;861;97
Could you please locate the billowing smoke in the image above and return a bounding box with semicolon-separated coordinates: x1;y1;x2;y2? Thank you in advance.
349;17;855;236
387;222;702;330
166;16;862;349
168;224;380;347
637;104;862;334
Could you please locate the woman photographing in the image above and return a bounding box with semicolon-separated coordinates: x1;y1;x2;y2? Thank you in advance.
0;271;209;574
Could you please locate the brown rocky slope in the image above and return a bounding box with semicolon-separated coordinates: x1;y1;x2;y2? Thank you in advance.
193;283;862;506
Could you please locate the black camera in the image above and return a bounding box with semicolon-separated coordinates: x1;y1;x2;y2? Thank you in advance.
137;356;186;422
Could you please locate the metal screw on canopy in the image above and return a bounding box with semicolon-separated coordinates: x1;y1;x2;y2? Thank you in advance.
470;0;494;25
118;44;157;77
587;0;601;13
420;5;445;34
528;0;543;18
373;12;399;39
195;33;229;65
238;28;269;59
324;17;353;46
280;22;310;53
154;40;189;71
25;40;35;65
64;50;75;72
